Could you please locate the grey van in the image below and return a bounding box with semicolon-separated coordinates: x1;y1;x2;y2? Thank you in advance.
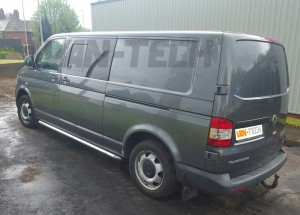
15;31;289;199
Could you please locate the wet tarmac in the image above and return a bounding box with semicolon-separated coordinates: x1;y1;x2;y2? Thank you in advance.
1;103;300;215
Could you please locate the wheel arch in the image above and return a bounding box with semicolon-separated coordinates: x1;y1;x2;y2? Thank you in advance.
16;86;33;105
123;125;180;163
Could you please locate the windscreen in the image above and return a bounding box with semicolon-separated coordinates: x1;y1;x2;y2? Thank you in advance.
232;41;288;98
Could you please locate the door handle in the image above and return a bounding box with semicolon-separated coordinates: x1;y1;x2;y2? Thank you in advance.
51;75;58;82
62;76;70;83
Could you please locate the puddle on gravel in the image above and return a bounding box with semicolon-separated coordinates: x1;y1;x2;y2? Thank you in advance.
0;105;16;126
2;129;23;160
19;166;41;183
1;164;41;183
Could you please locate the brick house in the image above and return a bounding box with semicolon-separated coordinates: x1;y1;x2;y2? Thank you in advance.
0;8;35;55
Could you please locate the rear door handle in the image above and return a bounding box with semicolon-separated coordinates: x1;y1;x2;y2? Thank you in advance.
62;76;70;83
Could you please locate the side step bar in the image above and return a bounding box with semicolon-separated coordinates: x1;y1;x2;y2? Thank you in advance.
39;121;122;160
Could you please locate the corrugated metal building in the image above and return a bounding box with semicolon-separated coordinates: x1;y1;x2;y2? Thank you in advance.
91;0;300;114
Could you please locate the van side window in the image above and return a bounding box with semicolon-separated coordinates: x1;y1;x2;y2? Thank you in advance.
36;38;66;71
64;38;116;80
110;39;197;92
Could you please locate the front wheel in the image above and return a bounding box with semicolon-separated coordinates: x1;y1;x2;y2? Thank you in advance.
17;95;38;128
129;140;178;199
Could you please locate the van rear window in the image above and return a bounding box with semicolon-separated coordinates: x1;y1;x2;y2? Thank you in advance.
232;41;288;98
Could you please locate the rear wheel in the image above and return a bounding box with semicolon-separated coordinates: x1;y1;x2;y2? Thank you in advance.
129;140;178;199
17;95;38;128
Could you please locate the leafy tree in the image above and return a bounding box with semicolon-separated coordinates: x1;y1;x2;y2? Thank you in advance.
41;13;52;41
76;26;91;32
31;0;80;45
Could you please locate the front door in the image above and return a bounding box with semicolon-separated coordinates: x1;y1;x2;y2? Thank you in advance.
28;38;66;123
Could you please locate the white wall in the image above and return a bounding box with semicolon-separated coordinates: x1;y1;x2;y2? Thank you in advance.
92;0;300;114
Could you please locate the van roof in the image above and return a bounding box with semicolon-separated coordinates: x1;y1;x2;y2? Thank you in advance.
54;30;223;37
51;31;280;44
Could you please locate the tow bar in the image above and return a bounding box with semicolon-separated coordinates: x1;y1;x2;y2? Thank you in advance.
261;174;280;189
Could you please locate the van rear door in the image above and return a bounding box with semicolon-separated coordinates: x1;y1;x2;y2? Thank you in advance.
208;33;289;177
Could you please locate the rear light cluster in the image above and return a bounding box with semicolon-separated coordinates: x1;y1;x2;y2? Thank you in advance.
208;117;233;147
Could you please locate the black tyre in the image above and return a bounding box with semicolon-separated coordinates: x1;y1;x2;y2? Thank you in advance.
17;95;38;128
129;140;178;199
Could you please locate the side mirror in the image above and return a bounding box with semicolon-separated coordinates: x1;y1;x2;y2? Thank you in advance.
24;55;34;67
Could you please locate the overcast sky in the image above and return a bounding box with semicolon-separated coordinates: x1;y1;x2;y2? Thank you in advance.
1;0;97;29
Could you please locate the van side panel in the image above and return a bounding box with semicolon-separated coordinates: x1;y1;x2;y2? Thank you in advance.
103;93;211;168
102;35;222;168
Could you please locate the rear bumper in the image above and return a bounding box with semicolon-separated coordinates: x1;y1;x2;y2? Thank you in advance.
175;149;287;194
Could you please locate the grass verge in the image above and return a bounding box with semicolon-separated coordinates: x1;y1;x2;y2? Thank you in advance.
286;117;300;127
0;60;23;64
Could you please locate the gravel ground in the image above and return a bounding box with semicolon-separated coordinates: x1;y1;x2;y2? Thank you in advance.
0;103;300;215
0;78;15;103
1;77;300;214
285;125;300;146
